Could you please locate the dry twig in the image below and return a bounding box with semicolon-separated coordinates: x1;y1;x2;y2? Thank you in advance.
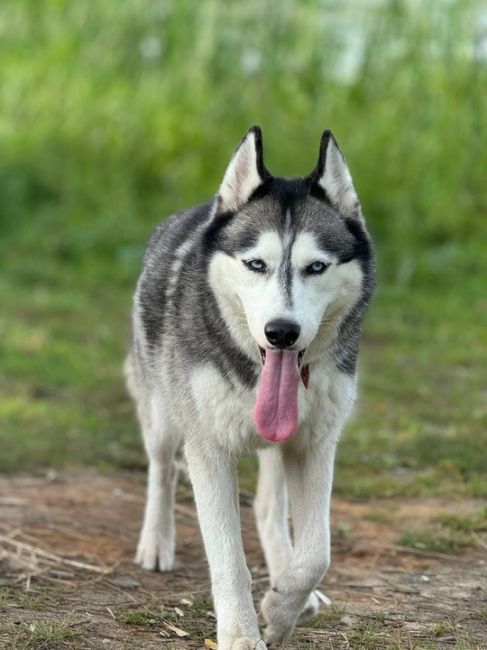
0;532;112;574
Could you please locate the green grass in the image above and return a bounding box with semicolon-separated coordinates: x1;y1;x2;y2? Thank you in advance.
399;529;470;555
398;505;487;554
473;608;487;622
172;596;216;644
308;605;346;626
347;623;386;650
433;620;457;637
125;610;165;626
120;595;216;643
1;621;82;650
435;508;487;533
0;0;486;502
0;587;57;612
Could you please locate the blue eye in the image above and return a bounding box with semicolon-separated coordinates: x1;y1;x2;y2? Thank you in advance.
244;259;267;273
305;261;329;275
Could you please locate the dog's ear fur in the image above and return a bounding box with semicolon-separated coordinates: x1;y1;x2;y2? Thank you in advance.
218;126;267;213
311;130;362;220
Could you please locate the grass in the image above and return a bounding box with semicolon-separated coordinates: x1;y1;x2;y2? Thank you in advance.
1;621;82;649
363;506;398;524
473;608;487;622
433;620;457;637
0;587;57;612
435;508;487;533
13;592;52;612
120;595;216;643
0;0;486;502
124;610;165;626
398;505;487;554
308;605;347;626
346;623;386;650
399;529;471;554
182;596;217;642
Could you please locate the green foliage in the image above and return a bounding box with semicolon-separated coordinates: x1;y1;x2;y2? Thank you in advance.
1;0;485;258
0;0;485;498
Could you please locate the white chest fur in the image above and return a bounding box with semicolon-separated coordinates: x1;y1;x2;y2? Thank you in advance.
189;361;357;455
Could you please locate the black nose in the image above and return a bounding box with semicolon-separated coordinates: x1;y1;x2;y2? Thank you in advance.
264;319;301;349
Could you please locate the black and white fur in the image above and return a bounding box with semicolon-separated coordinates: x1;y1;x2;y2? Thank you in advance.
125;127;375;649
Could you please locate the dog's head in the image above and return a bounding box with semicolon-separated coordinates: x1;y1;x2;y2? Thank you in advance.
207;127;375;441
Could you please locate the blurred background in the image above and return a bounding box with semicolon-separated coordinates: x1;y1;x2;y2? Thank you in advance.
0;0;485;501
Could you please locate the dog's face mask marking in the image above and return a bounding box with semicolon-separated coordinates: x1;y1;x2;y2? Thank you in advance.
208;127;374;442
236;228;362;351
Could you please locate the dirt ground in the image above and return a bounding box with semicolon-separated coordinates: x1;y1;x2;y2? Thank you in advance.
0;472;486;649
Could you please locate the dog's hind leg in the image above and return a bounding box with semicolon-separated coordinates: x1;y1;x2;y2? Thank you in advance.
261;439;336;646
254;448;293;583
254;448;320;625
135;392;181;571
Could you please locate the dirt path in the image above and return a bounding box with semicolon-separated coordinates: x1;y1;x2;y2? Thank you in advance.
0;472;485;649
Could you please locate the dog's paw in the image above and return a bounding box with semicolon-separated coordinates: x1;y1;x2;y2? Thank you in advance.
263;624;288;649
261;589;302;647
135;529;174;572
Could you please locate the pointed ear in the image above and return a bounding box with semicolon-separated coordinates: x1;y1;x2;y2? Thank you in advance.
218;126;267;213
311;130;361;219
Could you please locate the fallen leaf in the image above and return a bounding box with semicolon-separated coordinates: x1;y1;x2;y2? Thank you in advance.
204;640;218;649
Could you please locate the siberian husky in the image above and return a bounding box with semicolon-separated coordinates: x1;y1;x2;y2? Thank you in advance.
125;127;376;649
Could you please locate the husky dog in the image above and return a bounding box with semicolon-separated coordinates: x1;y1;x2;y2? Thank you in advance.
125;127;375;649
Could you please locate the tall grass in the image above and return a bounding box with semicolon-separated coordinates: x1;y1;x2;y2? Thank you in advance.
0;1;485;484
0;0;485;285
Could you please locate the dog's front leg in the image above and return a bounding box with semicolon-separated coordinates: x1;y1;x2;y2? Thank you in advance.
261;438;336;647
185;439;266;650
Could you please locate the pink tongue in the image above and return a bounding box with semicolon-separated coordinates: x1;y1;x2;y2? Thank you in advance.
253;350;300;442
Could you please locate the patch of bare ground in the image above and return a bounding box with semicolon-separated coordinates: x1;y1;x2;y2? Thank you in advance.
0;471;485;649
